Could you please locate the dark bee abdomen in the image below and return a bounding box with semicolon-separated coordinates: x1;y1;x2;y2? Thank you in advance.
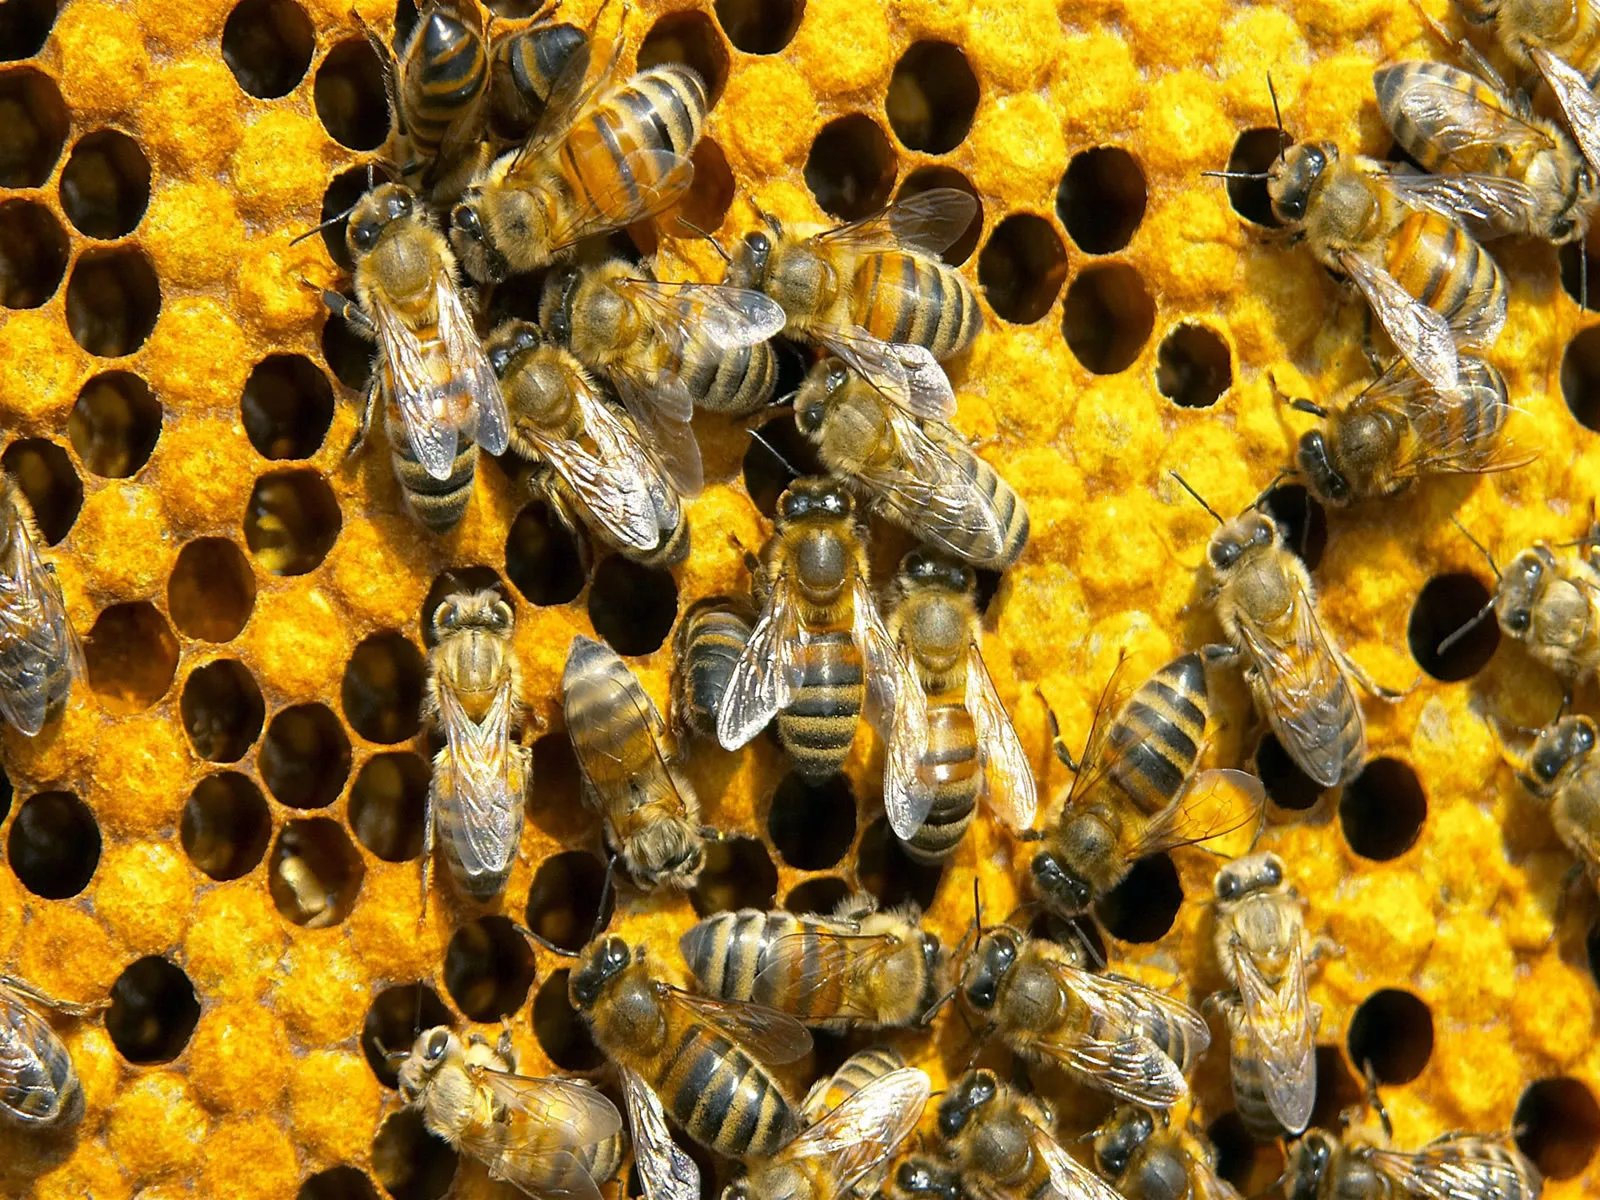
1386;210;1506;346
386;407;476;533
851;252;982;362
680;910;849;1018
778;631;863;780
562;65;707;224
1374;62;1502;176
403;10;489;158
495;21;585;118
633;512;690;568
676;337;777;415
903;703;979;864
1105;653;1208;818
673;600;754;739
655;1024;798;1158
581;1130;626;1186
801;1046;906;1123
1228;1028;1287;1140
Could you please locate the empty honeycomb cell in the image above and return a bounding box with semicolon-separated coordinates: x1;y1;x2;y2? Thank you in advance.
268;817;364;927
1062;262;1155;375
85;601;180;712
587;556;678;656
260;702;353;808
1408;573;1498;683
64;246;162;357
1255;732;1322;811
321;304;373;392
0;198;67;308
768;772;856;869
0;0;57;60
6;790;99;898
68;370;161;478
885;41;978;155
317;167;368;273
691;835;777;916
1207;1111;1284;1195
106;956;201;1065
896;166;981;265
361;982;451;1088
241;355;336;461
0;67;67;187
299;1166;379;1200
1258;482;1327;572
1155;323;1232;409
857;817;942;912
784;874;849;915
168;536;257;642
1515;1077;1600;1179
443;915;537;1022
1340;758;1426;861
533;968;604;1071
3;436;81;543
978;212;1067;325
244;467;342;576
181;659;266;762
371;1108;457;1200
1561;326;1600;432
678;136;736;236
1093;852;1181;943
349;751;428;862
714;0;802;53
638;9;729;105
1307;1044;1364;1132
314;39;390;151
526;849;610;954
1057;147;1147;255
59;129;151;239
180;772;272;881
804;113;895;221
421;566;506;647
505;497;586;607
1346;986;1434;1085
341;632;426;744
742;410;822;519
221;0;315;99
1220;127;1285;228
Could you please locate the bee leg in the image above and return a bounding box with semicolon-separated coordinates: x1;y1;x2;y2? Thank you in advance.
418;779;437;928
1547;861;1586;946
1342;653;1414;702
349;7;405;136
348;376;380;460
0;974;106;1016
494;1022;517;1070
1034;687;1078;772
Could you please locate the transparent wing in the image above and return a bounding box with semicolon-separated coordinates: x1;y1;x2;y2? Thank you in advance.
0;535;76;737
547;149;696;251
1230;933;1316;1134
610;369;704;496
1385;170;1541;242
1125;769;1267;862
857;576;933;840
562;636;681;815
622;1066;700;1200
1533;46;1600;176
1384;364;1533;482
1336;249;1460;395
373;299;461;480
1377;65;1551;157
435;676;523;878
779;1068;931;1195
436;279;509;455
0;998;68;1122
510;34;594;164
1032;1121;1127;1200
477;1070;624;1143
855;410;1007;563
751;927;919;1022
1369;1137;1542;1200
717;574;804;750
964;641;1037;830
814;188;979;257
815;323;957;421
664;987;814;1064
615;278;787;358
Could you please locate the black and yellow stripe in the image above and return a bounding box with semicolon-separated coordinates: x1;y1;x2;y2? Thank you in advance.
904;705;979;864
1103;653;1209;818
1385;209;1507;347
386;406;476;533
923;423;1030;569
400;6;488;158
779;628;863;781
672;597;755;740
801;1046;906;1123
675;336;777;415
851;251;981;362
652;1024;797;1159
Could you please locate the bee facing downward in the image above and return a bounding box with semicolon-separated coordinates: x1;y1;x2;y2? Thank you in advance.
0;476;81;736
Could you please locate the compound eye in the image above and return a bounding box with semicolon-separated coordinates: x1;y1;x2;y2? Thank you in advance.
386;190;412;220
1263;857;1283;886
1507;609;1530;633
350;220;380;252
604;939;630;971
1217;872;1241;901
424;1030;448;1061
1579;725;1596;753
452;205;483;240
1210;540;1241;570
488;346;513;376
748;231;771;255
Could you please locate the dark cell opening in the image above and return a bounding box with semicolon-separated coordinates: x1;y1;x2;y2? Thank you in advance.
7;790;99;898
0;767;11;826
857;817;943;912
1308;1044;1363;1134
678;137;736;238
268;817;364;927
1062;262;1154;374
533;969;603;1071
690;835;777;916
1408;573;1498;682
978;212;1068;325
588;556;677;656
69;370;161;478
106;956;200;1065
768;773;856;870
1340;757;1426;861
1258;482;1327;572
3;437;81;544
1093;852;1181;943
1514;1077;1600;1179
349;752;429;862
0;68;68;187
1156;323;1232;409
1057;146;1146;254
505;497;587;606
1222;127;1287;228
1346;988;1433;1085
897;166;982;265
84;601;179;713
526;850;611;955
222;0;316;99
298;1166;379;1200
1561;325;1600;431
1208;1111;1284;1192
181;772;272;881
169;536;257;642
422;566;507;648
741;411;823;519
242;355;335;461
714;0;802;53
59;129;150;239
371;1109;457;1200
482;0;542;14
784;875;850;915
261;702;353;809
317;167;368;273
805;113;896;222
314;39;391;151
244;468;342;576
1590;920;1600;991
886;41;978;154
637;10;729;106
527;730;592;843
362;983;452;1089
1256;732;1322;811
0;0;56;60
445;915;538;1022
322;307;373;393
65;246;162;357
0;198;66;308
342;633;426;745
181;659;266;763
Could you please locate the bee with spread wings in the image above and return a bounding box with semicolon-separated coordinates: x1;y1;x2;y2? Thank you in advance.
0;478;82;737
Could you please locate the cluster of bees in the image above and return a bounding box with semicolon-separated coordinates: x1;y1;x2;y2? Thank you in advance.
7;0;1600;1197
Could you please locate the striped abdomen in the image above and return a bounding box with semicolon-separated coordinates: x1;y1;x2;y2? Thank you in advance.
1251;638;1364;789
1374;62;1506;176
778;628;863;780
850;250;981;362
651;1023;798;1158
675;336;777;415
433;743;528;899
679;910;849;1019
800;1046;906;1124
0;1007;80;1127
902;701;979;864
1102;653;1208;819
1399;1138;1543;1200
1409;355;1509;469
1227;1026;1287;1140
385;404;476;533
400;7;488;160
672;598;754;739
492;21;586;128
581;1131;626;1187
1383;209;1507;347
923;424;1030;568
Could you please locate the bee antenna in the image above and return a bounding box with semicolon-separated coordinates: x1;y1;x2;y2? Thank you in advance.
748;426;802;479
1360;1059;1393;1140
289;201;362;246
590;857;617;942
918;986;958;1027
1267;71;1288;158
411;980;424;1041
972;877;983;939
1200;170;1271;181
1071;924;1106;970
511;921;582;958
1168;471;1225;525
748;194;782;235
674;215;731;263
1451;515;1502;580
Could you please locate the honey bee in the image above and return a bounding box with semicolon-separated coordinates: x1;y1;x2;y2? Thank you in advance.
796;359;1030;570
678;892;945;1031
1497;712;1600;891
561;635;706;891
1093;1107;1243;1200
1028;652;1265;921
1208;853;1321;1141
0;475;81;737
726;188;983;417
423;589;530;903
490;12;589;138
0;974;101;1130
487;319;688;567
318;183;509;534
799;1046;908;1125
879;1157;965;1200
395;1025;625;1197
958;924;1210;1110
716;477;931;837
884;549;1037;863
670;595;756;743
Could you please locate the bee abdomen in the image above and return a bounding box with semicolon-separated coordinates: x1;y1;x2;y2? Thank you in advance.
673;598;755;739
1426;356;1509;466
1106;653;1208;817
903;705;979;864
778;632;863;780
563;65;707;219
961;451;1029;568
677;338;777;415
852;252;981;361
0;1035;79;1126
658;1025;798;1159
581;1130;626;1186
404;10;489;155
1228;1037;1289;1141
1373;62;1487;175
1387;211;1506;345
386;408;476;533
801;1046;907;1123
680;909;806;1005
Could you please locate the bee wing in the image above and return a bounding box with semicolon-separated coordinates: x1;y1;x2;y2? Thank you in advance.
1383;371;1534;483
0;538;79;737
1378;68;1551;157
1229;932;1316;1134
1384;170;1541;243
964;640;1037;830
436;279;510;455
751;927;917;1022
373;298;462;481
610;369;705;496
562;636;679;806
663;986;814;1064
546;149;697;252
0;998;68;1121
435;675;525;876
778;1068;931;1195
1532;46;1600;176
1334;249;1460;395
1190;1155;1246;1200
817;324;957;421
1030;1120;1127;1200
856;575;934;840
1367;1137;1541;1200
515;35;594;159
716;573;804;750
814;188;979;257
615;278;788;357
853;410;1007;563
1126;769;1267;862
621;1065;701;1200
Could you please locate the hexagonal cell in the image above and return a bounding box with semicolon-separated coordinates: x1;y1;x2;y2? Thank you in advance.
342;632;426;745
362;983;452;1087
1093;853;1181;943
65;246;162;357
886;41;977;155
856;817;942;913
0;198;67;308
372;1109;457;1200
6;790;99;899
260;702;352;809
68;370;162;478
586;556;678;656
1062;262;1155;375
168;536;257;642
349;751;429;862
322;306;373;392
1057;146;1147;255
505;497;587;606
978;213;1068;325
244;468;342;576
0;68;67;187
768;773;855;870
316;166;368;273
1257;482;1327;572
1155;323;1232;409
268;816;364;927
180;771;272;881
1221;127;1286;228
222;0;316;99
1561;325;1600;431
298;1166;379;1200
444;915;537;1022
690;835;777;917
678;137;735;237
1340;757;1426;861
242;355;335;461
1346;987;1433;1085
896;167;982;266
1408;573;1498;682
1515;1077;1600;1179
421;566;507;648
3;437;82;544
1255;732;1321;811
713;0;802;54
783;875;849;916
532;968;603;1071
0;0;57;61
181;659;266;763
741;411;821;519
805;113;896;222
637;10;729;106
84;601;179;713
526;850;610;954
106;956;200;1065
314;39;390;150
59;129;151;239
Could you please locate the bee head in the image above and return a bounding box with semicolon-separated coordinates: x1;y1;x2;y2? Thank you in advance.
1527;715;1597;790
1207;511;1276;574
570;936;631;1007
395;1026;453;1104
447;190;509;284
962;928;1019;1011
486;320;543;378
1031;850;1093;916
1094;1107;1154;1178
347;184;415;256
1215;851;1285;903
1286;1131;1337;1200
793;360;850;436
777;478;853;525
432;589;513;637
1496;546;1553;636
1268;142;1333;224
728;230;773;289
937;1069;998;1139
1296;430;1349;506
901;549;974;595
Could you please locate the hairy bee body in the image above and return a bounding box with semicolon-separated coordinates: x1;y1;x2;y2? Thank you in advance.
0;975;92;1129
1511;714;1600;887
799;1046;906;1124
1491;538;1600;683
671;596;756;742
1095;1105;1243;1200
849;249;981;361
396;0;489;167
0;478;79;736
1287;1125;1542;1200
1456;0;1600;80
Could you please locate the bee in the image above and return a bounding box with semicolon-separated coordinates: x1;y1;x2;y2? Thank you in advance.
671;595;757;743
1094;1107;1242;1200
1208;853;1321;1141
716;477;931;838
1498;712;1600;891
678;892;945;1031
795;359;1030;570
561;635;706;891
1028;652;1266;921
884;549;1037;863
487;319;688;567
958;924;1210;1110
726;188;983;417
0;475;81;736
490;13;589;138
317;183;508;534
422;589;530;903
880;1157;965;1200
0;974;101;1130
799;1046;908;1125
395;1025;625;1196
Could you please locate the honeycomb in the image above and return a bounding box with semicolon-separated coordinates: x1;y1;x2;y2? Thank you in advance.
1;0;1600;1195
